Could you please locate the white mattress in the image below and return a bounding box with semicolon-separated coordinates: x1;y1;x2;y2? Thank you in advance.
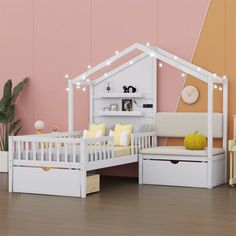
140;146;224;157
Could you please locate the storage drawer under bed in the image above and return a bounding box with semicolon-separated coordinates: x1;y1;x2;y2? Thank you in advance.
142;159;208;188
13;166;81;197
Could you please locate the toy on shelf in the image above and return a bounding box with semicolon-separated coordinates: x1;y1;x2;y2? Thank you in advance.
229;115;236;186
34;120;45;134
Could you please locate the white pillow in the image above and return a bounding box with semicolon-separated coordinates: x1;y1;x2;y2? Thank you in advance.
82;129;103;139
109;130;130;146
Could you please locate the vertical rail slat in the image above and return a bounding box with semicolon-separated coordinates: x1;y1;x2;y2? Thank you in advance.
25;142;29;160
48;142;52;162
41;142;44;161
72;143;76;163
17;141;21;160
56;142;60;162
32;142;36;161
64;142;68;162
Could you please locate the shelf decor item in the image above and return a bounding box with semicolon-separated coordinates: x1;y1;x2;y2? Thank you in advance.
110;104;118;111
128;86;136;93
103;107;110;111
122;99;133;111
106;82;111;93
123;85;136;93
0;78;28;172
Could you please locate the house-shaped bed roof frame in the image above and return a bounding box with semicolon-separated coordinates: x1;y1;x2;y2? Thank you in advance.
67;43;228;165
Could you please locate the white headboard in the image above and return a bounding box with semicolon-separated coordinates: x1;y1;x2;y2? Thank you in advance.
91;54;157;133
156;112;223;138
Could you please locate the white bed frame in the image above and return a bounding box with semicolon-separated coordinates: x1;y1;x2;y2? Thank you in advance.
9;131;157;198
9;43;228;197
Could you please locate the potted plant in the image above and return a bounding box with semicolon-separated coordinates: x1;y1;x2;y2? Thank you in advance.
0;78;28;172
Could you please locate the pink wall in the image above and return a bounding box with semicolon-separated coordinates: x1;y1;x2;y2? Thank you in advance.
0;0;209;176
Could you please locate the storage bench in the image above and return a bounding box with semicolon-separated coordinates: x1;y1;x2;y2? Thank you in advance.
139;146;226;188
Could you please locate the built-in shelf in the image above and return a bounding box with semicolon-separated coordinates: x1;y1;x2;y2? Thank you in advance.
96;111;144;117
98;93;143;98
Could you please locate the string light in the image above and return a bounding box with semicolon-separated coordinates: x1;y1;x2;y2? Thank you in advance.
82;76;86;80
66;88;69;91
115;51;119;55
223;75;227;79
149;53;155;57
159;63;163;68
104;73;108;77
146;42;150;46
64;74;69;79
181;73;186;77
76;85;80;89
174;56;178;60
214;84;218;89
106;61;111;66
213;73;217;77
219;86;223;91
197;67;201;71
82;87;86;92
129;61;134;65
86;78;90;82
87;65;91;69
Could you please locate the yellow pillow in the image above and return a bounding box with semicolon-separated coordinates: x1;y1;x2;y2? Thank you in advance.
114;124;133;146
114;123;133;133
83;129;103;138
109;130;130;146
89;123;106;136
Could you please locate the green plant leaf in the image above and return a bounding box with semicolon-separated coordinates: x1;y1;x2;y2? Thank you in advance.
12;78;28;103
4;105;15;124
14;126;22;136
0;80;12;111
9;119;21;134
0;111;8;123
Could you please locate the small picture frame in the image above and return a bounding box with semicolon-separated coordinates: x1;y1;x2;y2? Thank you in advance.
103;107;110;111
110;104;119;111
122;99;133;111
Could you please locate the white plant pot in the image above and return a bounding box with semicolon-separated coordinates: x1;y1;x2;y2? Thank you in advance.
0;151;8;173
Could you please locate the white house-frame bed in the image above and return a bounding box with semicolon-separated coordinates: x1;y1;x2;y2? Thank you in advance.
9;43;228;198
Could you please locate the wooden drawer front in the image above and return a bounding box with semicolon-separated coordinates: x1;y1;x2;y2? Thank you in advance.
143;160;207;188
87;174;100;194
13;167;81;197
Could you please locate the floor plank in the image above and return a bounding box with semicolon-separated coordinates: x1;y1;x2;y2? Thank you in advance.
0;173;236;236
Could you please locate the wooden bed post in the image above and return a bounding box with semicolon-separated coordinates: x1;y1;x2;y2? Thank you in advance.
80;140;87;198
68;80;74;132
207;81;213;189
8;136;13;192
223;79;228;183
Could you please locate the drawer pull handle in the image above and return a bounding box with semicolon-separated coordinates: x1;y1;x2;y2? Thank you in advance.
170;160;179;164
42;167;51;171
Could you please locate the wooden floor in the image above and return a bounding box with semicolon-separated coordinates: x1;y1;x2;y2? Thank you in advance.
0;173;236;236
